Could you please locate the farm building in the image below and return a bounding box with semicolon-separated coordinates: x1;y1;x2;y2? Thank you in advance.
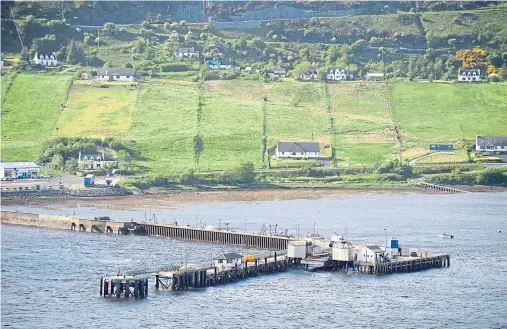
326;68;354;81
204;59;232;69
276;142;320;158
173;47;199;58
365;72;384;81
265;69;287;79
32;52;58;66
475;136;507;153
213;253;243;268
78;152;117;170
429;144;454;151
0;162;40;179
300;68;318;80
96;68;136;82
458;69;482;82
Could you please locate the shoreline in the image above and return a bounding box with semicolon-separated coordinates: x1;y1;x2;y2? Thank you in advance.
1;185;505;210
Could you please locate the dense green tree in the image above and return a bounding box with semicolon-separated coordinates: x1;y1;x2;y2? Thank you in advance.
234;162;256;183
66;39;84;65
103;22;116;34
19;47;30;66
500;63;507;81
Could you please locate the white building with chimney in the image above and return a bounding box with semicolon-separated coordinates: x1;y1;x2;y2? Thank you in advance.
32;52;58;66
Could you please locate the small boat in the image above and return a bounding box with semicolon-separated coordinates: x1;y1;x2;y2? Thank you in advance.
438;233;454;239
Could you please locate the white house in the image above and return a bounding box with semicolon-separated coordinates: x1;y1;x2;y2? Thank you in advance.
78;152;117;170
0;53;4;66
0;162;40;179
32;52;58;66
355;246;385;263
327;68;354;81
276;142;320;158
265;69;287;79
96;68;136;82
300;67;318;80
173;46;199;58
204;59;232;69
213;253;243;268
365;72;384;81
475;135;507;153
458;69;482;82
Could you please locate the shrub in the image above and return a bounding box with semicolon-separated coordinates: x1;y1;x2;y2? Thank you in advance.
160;63;191;72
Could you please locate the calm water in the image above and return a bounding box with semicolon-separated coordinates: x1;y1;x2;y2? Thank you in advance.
2;192;507;329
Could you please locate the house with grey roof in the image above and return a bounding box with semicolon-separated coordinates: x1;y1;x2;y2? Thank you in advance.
97;68;136;82
300;67;318;80
173;46;199;58
213;252;243;268
476;135;507;153
78;151;117;170
276;142;320;158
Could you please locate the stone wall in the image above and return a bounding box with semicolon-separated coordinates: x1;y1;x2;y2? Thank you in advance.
0;187;132;200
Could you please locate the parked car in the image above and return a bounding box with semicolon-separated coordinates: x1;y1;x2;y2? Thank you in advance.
42;174;51;178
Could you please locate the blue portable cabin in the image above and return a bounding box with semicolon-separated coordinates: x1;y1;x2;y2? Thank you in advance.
84;174;95;187
429;144;454;151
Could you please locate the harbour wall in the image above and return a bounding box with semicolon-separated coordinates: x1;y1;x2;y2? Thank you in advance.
0;211;292;249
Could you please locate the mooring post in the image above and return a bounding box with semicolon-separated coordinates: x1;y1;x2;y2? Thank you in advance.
155;275;159;290
125;280;130;298
145;278;148;296
103;280;109;297
133;280;139;298
115;279;121;298
100;277;103;296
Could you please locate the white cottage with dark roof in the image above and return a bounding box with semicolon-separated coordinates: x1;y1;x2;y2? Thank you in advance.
97;68;136;82
327;68;354;81
458;69;482;82
276;142;320;158
78;151;117;170
32;52;58;66
476;135;507;153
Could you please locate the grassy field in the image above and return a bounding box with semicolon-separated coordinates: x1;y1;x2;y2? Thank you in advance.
416;151;469;164
126;81;199;173
199;81;263;171
329;82;399;166
391;82;507;160
55;84;137;137
1;74;71;161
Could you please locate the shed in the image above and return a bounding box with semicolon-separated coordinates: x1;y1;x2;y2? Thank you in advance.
0;162;40;179
213;252;243;268
429;144;454;151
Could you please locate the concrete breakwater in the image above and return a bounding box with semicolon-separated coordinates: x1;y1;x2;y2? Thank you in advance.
0;210;292;249
0;187;133;200
1;210;126;233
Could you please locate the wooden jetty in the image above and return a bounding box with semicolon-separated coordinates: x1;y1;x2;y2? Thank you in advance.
353;253;450;274
100;252;289;299
416;182;469;194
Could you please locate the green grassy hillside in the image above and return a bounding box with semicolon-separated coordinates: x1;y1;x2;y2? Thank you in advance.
1;74;72;161
1;75;506;172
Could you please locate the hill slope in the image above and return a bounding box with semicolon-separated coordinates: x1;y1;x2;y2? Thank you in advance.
2;74;506;172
